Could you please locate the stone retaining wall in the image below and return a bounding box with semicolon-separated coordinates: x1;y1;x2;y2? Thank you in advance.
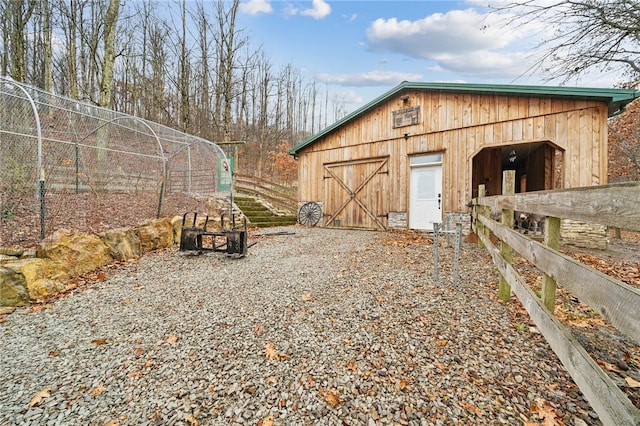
0;216;200;307
561;219;608;250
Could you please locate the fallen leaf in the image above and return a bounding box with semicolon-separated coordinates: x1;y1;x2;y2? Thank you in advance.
134;347;144;358
324;391;341;408
264;342;279;360
127;370;142;378
395;378;408;393
48;349;59;357
254;324;265;336
91;338;108;345
90;382;104;397
258;416;275;426
530;397;563;425
28;304;52;314
265;376;278;386
165;334;178;344
302;292;312;301
625;376;640;388
596;359;624;374
185;415;199;426
435;339;448;347
433;361;447;370
460;402;484;416
28;386;51;407
346;359;358;371
105;422;120;426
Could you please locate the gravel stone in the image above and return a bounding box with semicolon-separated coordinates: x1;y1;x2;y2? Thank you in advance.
0;226;601;425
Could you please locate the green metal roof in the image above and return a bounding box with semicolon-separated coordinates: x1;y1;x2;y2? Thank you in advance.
289;81;639;156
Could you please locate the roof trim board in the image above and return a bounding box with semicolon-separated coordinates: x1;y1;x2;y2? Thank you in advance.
289;81;639;156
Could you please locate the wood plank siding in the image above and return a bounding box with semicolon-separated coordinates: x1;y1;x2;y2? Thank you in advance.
292;83;636;230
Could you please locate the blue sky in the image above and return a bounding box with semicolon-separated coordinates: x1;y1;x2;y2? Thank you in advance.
236;0;627;113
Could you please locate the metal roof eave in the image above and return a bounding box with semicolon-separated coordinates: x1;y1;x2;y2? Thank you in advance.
289;81;639;156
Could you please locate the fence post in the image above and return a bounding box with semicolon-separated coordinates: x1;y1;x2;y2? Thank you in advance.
541;216;561;311
476;184;486;249
432;222;440;282
499;170;515;301
453;223;462;286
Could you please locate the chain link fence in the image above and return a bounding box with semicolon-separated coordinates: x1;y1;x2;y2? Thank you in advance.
0;77;231;248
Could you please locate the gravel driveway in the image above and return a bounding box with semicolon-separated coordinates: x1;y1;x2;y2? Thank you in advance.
0;226;598;425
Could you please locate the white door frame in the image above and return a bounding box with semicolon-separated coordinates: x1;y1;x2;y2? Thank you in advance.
409;153;443;230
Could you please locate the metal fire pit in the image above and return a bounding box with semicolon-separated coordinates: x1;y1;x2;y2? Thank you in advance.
179;212;248;258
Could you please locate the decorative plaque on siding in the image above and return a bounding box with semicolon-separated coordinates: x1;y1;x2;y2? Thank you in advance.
392;106;420;128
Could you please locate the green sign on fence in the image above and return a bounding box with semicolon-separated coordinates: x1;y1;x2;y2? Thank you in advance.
217;157;233;191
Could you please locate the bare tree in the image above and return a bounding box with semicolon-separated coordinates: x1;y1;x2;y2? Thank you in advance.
0;2;6;76
1;0;330;185
98;0;120;108
213;0;247;145
497;1;640;84
54;0;81;99
177;0;191;133
40;0;53;92
4;0;37;82
608;101;640;182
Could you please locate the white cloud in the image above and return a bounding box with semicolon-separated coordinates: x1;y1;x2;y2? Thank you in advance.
239;0;272;15
367;9;520;57
300;0;331;20
332;89;363;105
316;70;423;87
434;50;532;79
343;13;358;23
365;8;541;80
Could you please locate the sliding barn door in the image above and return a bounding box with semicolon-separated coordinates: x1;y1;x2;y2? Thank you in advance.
323;157;389;230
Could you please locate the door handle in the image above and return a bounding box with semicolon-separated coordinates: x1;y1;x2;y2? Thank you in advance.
437;193;441;209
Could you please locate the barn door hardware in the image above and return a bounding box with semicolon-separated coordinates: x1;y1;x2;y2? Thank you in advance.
377;213;389;218
438;193;441;209
378;170;389;175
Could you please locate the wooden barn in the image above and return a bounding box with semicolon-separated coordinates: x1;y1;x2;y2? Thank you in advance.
289;82;637;231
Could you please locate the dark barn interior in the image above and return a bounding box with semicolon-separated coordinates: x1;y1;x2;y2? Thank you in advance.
472;142;562;198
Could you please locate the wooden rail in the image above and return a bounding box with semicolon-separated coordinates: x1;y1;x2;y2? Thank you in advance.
473;175;640;425
234;173;297;214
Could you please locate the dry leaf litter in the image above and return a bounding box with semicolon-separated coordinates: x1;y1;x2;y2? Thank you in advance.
1;226;634;425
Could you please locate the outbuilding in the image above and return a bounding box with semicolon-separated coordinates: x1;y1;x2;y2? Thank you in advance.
290;82;637;231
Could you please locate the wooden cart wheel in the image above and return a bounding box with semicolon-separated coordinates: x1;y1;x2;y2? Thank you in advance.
298;202;322;226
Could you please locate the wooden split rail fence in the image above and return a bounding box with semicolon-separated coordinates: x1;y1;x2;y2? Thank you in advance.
472;172;640;425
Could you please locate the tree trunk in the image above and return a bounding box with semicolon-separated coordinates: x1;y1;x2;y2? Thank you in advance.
42;0;52;92
98;0;120;108
179;0;190;133
8;0;36;83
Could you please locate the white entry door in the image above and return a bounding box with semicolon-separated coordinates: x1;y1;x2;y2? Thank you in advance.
409;154;443;230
